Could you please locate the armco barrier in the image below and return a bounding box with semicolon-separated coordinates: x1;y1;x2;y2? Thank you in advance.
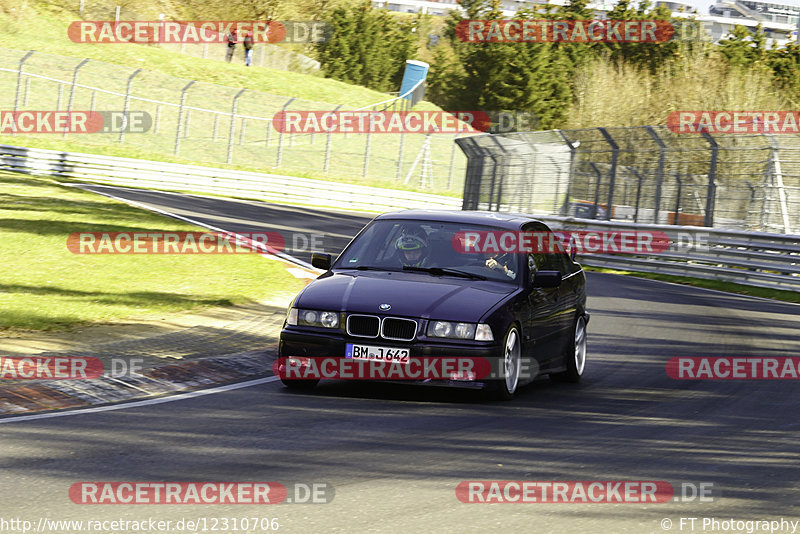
0;144;461;212
536;215;800;291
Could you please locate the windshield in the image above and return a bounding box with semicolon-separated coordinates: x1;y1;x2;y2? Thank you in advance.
333;220;521;283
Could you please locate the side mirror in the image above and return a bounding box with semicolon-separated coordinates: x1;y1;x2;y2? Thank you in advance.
311;252;331;270
532;270;562;288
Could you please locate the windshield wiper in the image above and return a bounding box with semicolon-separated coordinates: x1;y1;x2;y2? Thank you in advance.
402;266;488;280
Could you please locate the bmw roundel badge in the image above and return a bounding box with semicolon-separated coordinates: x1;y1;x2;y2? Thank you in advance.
379;303;391;311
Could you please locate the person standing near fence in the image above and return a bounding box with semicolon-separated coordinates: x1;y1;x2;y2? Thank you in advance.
225;28;238;63
243;30;254;66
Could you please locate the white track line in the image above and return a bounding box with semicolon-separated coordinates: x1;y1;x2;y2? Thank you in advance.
64;183;321;272
0;376;281;424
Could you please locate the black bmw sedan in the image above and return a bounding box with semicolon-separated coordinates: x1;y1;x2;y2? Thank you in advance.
277;210;588;400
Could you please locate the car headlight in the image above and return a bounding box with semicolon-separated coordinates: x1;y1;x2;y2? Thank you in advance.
287;308;341;328
427;321;477;340
475;323;494;341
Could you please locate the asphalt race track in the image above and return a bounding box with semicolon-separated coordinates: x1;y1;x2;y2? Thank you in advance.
2;186;799;533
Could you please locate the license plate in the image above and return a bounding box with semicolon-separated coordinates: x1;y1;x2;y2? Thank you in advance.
346;343;410;364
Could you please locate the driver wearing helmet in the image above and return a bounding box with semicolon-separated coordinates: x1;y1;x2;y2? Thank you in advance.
395;233;429;268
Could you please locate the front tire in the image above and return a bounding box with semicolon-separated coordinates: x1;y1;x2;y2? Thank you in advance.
488;325;522;400
551;315;587;383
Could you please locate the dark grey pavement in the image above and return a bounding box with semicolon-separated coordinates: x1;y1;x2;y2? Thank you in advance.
1;187;798;534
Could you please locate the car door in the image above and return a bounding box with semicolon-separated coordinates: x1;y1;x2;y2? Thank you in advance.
524;250;564;370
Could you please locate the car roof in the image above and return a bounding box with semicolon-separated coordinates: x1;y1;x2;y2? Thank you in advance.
374;210;547;231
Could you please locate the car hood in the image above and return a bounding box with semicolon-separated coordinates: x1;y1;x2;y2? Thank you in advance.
295;271;518;323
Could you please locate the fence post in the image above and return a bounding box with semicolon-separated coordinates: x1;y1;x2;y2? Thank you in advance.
324;104;342;174
700;131;718;227
276;97;295;167
89;90;96;112
597;127;618;221
447;136;457;190
556;130;579;216
153;105;161;134
646;126;666;224
630;168;645;222
362;129;372;178
119;68;142;143
395;131;405;180
23;77;31;107
174;80;195;155
64;58;90;136
673;173;683;224
588;162;603;219
212;114;219;142
227;88;247;164
766;134;792;234
183;110;191;138
56;84;64;112
14;51;34;113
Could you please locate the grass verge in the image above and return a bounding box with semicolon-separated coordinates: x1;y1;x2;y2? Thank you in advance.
0;170;306;332
584;266;800;304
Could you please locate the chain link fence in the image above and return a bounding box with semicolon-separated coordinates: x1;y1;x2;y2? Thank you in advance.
0;49;468;194
457;127;800;233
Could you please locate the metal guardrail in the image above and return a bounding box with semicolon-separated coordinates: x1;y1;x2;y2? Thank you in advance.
536;215;800;291
0;144;462;212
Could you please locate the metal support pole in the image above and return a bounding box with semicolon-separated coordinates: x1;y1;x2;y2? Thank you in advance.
56;84;64;111
631;168;645;222
588;162;603;219
183;109;191;138
556;129;579;216
276;97;295;167
174;80;195;155
673;173;683;224
323;104;342;174
64;58;90;136
447;137;457;190
153;105;161;134
119;68;142;143
239;118;246;145
23;77;30;107
362;130;372;177
90;90;96;112
701;131;718;227
227;88;247;164
14;51;34;113
646;126;666;224
395;131;405;180
212;114;219;142
767;135;792;234
598;127;618;220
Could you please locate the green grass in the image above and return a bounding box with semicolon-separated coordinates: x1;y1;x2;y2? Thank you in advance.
0;8;398;107
0;5;465;194
584;266;800;304
0;171;306;331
